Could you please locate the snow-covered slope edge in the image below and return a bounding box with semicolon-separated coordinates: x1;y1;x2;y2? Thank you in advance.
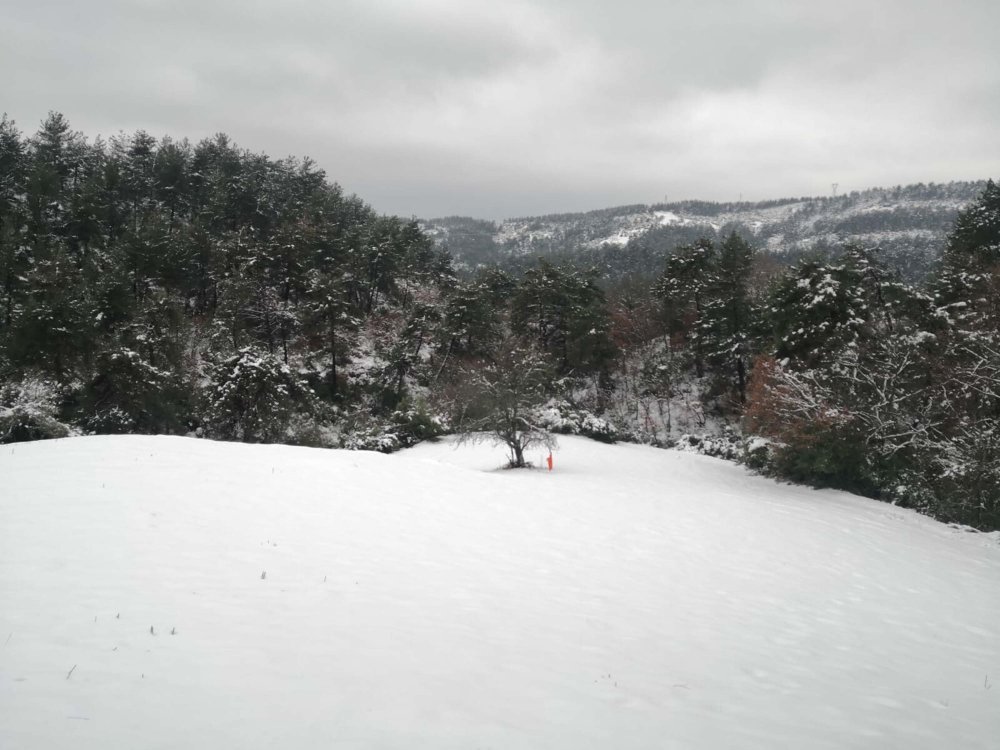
1;435;998;749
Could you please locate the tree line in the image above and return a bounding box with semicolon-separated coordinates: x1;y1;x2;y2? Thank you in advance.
0;114;618;446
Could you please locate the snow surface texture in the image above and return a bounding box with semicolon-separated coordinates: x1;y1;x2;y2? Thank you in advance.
1;435;998;749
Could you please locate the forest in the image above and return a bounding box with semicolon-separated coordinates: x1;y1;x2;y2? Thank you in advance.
1;113;997;530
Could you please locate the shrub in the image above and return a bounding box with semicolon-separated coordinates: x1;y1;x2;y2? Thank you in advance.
340;418;403;453
391;398;447;445
535;399;617;443
670;429;744;461
0;376;73;443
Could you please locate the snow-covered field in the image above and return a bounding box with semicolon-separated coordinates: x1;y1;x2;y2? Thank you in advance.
1;435;998;749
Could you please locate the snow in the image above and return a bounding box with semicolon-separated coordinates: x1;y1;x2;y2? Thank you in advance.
654;210;684;226
1;435;998;749
601;232;633;247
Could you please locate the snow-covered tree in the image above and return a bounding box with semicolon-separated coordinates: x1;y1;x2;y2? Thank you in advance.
440;269;513;358
454;340;556;468
652;238;715;377
302;268;356;397
936;178;1000;331
511;261;615;375
747;185;1000;529
205;347;314;443
0;114;28;332
85;347;186;435
0;375;71;443
699;232;757;404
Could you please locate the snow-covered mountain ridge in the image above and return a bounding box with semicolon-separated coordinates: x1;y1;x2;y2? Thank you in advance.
2;435;998;749
424;181;986;280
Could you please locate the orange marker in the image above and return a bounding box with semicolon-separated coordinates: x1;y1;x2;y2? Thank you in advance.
546;452;553;471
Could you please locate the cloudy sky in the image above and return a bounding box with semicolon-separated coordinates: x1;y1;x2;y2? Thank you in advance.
3;0;999;218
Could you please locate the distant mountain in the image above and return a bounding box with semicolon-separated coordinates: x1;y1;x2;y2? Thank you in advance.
423;181;987;282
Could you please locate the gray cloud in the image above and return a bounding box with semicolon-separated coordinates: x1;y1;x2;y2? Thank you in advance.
2;0;998;219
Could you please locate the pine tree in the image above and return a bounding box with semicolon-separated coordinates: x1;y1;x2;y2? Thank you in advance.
206;347;314;443
699;232;756;404
926;180;1000;527
380;301;441;410
0;115;28;334
936;179;1000;331
11;244;97;380
511;261;615;374
85;346;185;434
302;268;356;397
652;239;715;377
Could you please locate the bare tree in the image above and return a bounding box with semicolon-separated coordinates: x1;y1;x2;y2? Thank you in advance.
454;339;556;468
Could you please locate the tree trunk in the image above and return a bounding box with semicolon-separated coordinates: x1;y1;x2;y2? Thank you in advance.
512;440;525;468
736;355;747;405
328;325;338;395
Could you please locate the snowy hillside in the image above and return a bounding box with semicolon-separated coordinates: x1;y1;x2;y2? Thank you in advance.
425;181;985;280
2;435;999;749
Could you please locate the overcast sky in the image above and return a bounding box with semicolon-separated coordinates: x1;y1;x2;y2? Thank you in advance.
3;0;999;219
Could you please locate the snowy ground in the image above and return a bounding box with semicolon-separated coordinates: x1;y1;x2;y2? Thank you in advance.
1;435;998;749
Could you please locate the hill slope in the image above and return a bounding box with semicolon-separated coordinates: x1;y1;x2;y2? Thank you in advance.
1;436;998;748
426;181;985;280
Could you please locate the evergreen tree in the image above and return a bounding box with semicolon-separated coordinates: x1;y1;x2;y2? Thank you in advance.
700;232;757;404
380;301;441;409
302;268;356;397
936;178;1000;330
926;180;1000;527
85;346;187;434
10;244;97;380
206;347;314;443
0;115;28;334
652;239;715;377
511;261;615;374
764;247;921;371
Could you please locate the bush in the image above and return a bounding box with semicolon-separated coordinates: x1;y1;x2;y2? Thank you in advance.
391;398;447;445
766;423;878;496
284;412;338;449
0;376;73;443
742;436;772;471
85;406;136;435
342;427;402;453
338;399;447;454
669;429;744;461
535;399;617;443
744;356;879;495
